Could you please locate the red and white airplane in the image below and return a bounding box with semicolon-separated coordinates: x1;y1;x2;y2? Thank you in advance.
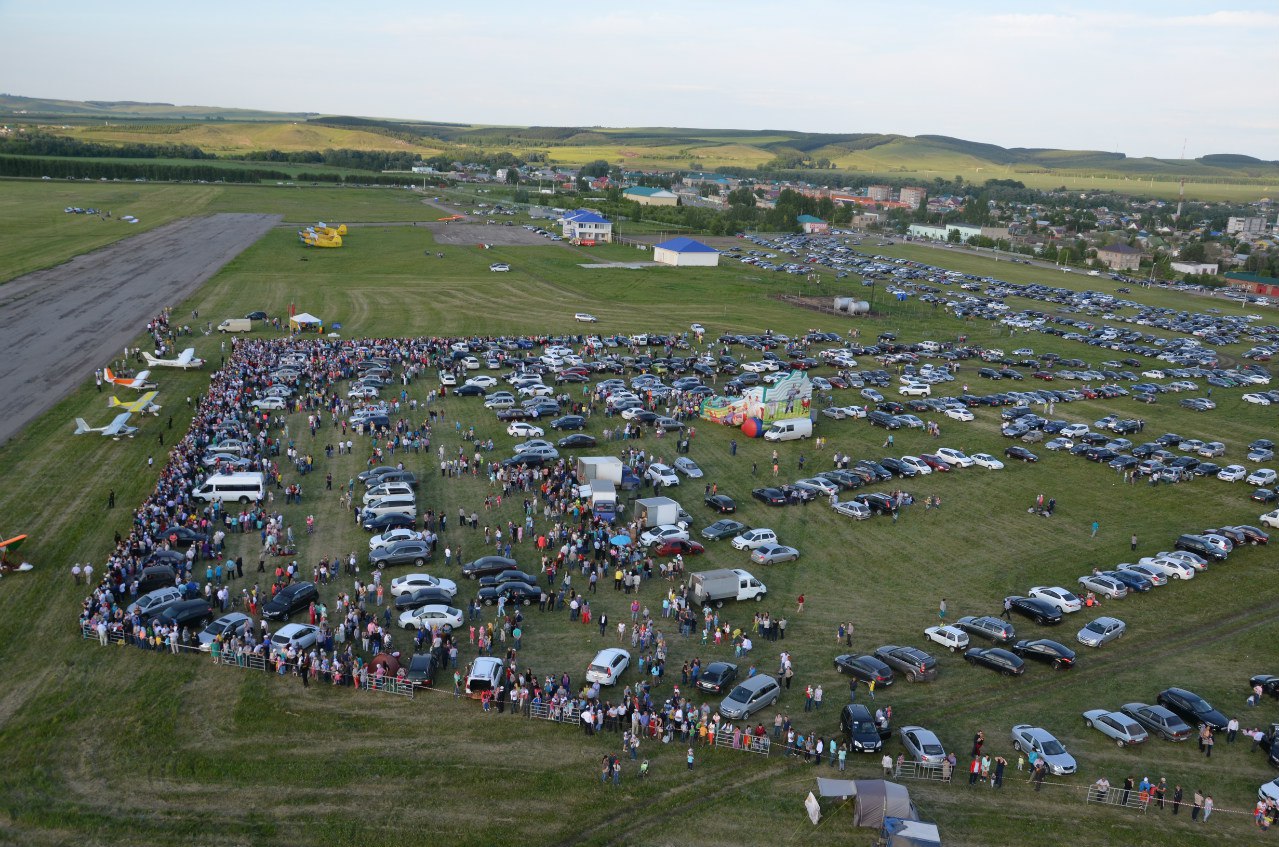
103;367;156;390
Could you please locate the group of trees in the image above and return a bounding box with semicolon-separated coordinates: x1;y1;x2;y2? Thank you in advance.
0;155;287;183
0;132;212;160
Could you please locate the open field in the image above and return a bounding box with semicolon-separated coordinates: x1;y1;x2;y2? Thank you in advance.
0;181;438;283
67;122;442;156
1;188;1277;846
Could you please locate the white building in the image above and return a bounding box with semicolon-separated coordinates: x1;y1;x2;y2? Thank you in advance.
653;237;720;267
560;209;613;243
908;223;983;242
1227;216;1265;236
1171;261;1219;276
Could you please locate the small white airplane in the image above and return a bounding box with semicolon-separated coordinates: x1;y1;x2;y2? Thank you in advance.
74;412;137;439
142;348;205;370
103;367;156;391
108;391;161;416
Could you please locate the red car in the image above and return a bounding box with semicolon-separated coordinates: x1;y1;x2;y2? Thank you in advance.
654;539;705;557
919;454;952;472
1032;371;1054;381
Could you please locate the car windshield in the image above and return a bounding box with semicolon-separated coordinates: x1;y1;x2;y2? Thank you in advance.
1085;622;1106;633
728;684;753;701
1041;740;1066;755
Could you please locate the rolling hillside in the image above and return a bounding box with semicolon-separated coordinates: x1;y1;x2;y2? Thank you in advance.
5;96;1278;198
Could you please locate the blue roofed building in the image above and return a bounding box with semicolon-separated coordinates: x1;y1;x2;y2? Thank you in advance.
561;209;613;243
653;236;720;267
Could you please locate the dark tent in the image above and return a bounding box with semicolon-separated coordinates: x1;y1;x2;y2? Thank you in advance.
814;778;917;829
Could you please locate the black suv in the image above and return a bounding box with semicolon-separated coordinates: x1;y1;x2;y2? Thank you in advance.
841;704;891;753
153;599;214;630
1174;534;1227;561
1156;687;1229;732
872;645;938;682
262;582;319;621
867;411;901;429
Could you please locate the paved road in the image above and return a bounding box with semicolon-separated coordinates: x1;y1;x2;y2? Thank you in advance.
0;213;279;446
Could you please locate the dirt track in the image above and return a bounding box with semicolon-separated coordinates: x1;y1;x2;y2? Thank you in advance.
0;213;279;446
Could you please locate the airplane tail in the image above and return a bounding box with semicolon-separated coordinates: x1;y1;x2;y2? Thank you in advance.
141;353;160;367
74;418;92;435
108;396;126;408
103;367;116;382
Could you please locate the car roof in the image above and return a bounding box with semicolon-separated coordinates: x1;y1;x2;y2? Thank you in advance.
593;647;628;660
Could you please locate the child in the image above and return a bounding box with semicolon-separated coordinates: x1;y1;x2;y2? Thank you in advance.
687;748;695;770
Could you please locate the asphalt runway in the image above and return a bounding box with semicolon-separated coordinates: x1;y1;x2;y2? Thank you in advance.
0;213;279;446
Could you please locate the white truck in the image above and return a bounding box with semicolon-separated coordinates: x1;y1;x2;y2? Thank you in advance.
636;496;680;529
688;568;768;607
217;318;252;333
590;480;618;523
577;456;624;485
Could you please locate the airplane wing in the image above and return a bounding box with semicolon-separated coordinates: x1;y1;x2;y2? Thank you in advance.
135;370;151;382
103;412;133;435
136;391;158;408
177;348;195;365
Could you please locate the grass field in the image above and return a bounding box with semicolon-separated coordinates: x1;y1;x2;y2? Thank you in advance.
1;188;1277;847
66;122;441;156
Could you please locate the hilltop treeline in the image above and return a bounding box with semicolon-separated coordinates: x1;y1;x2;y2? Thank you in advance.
0;132;213;160
0;155;287;183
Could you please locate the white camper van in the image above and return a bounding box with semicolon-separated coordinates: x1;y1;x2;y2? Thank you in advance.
192;472;266;504
762;417;813;442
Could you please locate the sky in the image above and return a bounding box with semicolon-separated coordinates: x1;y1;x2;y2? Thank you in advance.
2;0;1277;160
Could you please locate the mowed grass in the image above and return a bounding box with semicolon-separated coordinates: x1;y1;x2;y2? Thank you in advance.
65;122;443;156
0;202;1276;846
0;180;441;283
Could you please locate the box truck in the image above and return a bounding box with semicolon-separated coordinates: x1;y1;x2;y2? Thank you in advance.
217;318;252;333
576;456;624;485
636;496;680;528
591;480;618;523
688;569;768;606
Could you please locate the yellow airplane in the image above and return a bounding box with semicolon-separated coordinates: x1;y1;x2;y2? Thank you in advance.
298;228;343;248
313;222;347;236
108;391;161;415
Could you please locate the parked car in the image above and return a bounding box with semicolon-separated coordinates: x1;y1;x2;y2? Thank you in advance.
872;645;938;682
1082;709;1149;747
1120;703;1193;741
955;615;1016;643
674;457;704;478
696;661;739;694
270;622;321;651
398;604;463;632
834;654;896;686
731;528;778;550
198;612;252;651
704;494;737;513
965;647;1025;676
389;572;457;597
970;453;1005;470
261;582;318;621
1077;573;1128;599
1157;687;1229;731
841;703;891;753
899;725;947;765
1004;446;1039;463
702;519;749;541
719;674;782;719
585;648;630;686
923;625;970;652
1012;638;1076;670
1010;725;1076;775
369;539;433;569
461;555;520;580
1027;586;1082;613
751;487;789;506
1076;616;1126;647
1003;596;1064;626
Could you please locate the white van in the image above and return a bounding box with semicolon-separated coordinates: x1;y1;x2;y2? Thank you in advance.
192;472;266;505
763;417;812;442
217;318;252;333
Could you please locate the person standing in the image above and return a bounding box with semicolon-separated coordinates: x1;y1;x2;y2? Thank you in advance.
107;489;115;509
1001;597;1012;621
938;598;947;620
868;679;876;700
1203;795;1213;823
882;752;893;777
1228;716;1239;743
1172;785;1183;815
1091;520;1100;538
687;747;695;770
1121;776;1133;805
1033;761;1047;792
1130;533;1138;551
993;756;1006;788
1192;789;1204;821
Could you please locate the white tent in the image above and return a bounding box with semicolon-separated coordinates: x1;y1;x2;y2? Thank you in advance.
289;312;323;331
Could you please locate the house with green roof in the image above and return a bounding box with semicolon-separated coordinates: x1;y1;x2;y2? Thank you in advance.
797;214;829;234
622;186;678;207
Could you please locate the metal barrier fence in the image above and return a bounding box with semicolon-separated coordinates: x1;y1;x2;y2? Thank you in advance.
1086;785;1150;813
81;624;413;698
713;725;771;755
893;761;952;783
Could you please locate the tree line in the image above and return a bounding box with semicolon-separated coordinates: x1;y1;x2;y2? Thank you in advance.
0;155;287;183
0;132;213;160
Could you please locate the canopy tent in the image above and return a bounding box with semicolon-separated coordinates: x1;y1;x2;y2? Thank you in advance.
882;818;941;847
289;312;324;331
814;779;917;829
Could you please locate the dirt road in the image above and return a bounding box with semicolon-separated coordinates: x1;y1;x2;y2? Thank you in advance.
0;213;279;446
